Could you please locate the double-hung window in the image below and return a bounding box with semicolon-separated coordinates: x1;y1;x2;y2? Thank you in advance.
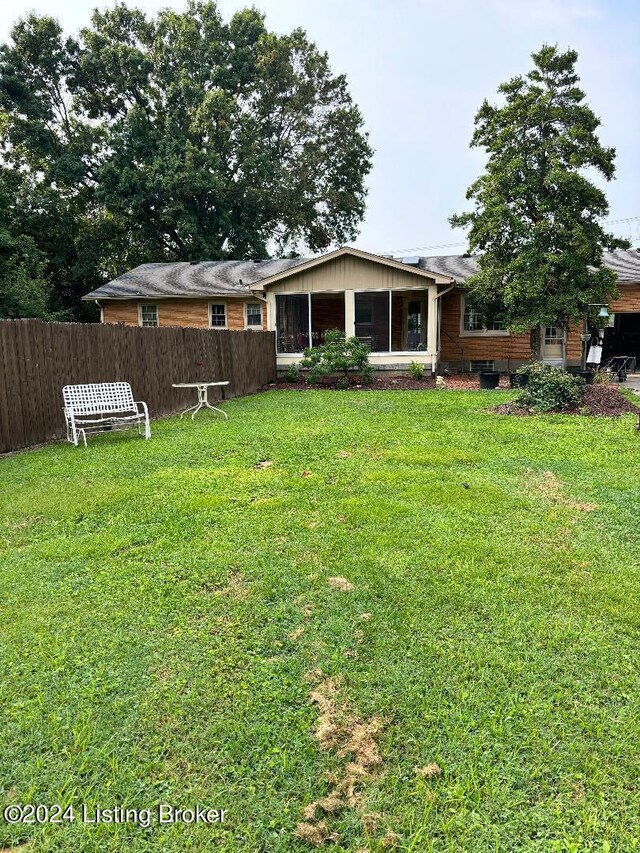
210;304;226;327
462;297;507;334
246;303;262;327
140;304;158;327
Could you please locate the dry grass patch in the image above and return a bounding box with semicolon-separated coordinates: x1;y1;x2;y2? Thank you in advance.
524;470;598;512
415;762;442;779
296;673;387;847
327;576;354;591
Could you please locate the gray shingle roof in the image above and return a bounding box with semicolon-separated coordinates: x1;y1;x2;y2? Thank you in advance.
85;248;640;300
419;249;640;285
83;258;309;300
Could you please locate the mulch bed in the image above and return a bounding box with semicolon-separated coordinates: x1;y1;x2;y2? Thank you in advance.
267;375;437;391
265;373;640;419
492;384;640;418
266;373;514;392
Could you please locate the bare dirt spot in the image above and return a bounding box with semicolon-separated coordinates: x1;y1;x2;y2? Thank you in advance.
301;469;311;477
288;626;305;641
327;576;354;591
360;613;372;621
336;450;352;459
415;762;442;779
254;459;273;469
525;470;598;512
297;673;388;847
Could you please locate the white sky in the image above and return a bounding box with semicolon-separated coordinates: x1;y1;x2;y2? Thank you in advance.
2;0;639;254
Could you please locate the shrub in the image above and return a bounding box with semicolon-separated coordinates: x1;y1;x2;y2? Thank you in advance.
514;363;585;412
592;368;613;385
408;361;425;380
300;329;373;385
283;364;299;383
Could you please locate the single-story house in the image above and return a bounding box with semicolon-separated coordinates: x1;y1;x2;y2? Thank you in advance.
83;245;640;374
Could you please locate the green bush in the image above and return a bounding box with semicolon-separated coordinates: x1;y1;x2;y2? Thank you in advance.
283;364;299;383
408;361;425;380
515;363;585;412
300;329;373;385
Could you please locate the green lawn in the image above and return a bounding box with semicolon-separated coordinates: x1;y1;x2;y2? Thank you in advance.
1;390;639;852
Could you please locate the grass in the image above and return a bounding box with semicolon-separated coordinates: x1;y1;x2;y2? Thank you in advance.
0;389;639;852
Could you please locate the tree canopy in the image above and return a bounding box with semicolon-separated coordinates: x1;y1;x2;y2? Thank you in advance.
450;44;628;357
0;1;373;319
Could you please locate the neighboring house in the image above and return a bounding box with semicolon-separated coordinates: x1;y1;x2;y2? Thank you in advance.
84;245;640;373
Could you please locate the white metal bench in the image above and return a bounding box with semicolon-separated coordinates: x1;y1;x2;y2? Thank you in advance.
63;382;150;447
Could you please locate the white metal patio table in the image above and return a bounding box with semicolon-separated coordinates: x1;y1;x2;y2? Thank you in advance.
172;381;230;420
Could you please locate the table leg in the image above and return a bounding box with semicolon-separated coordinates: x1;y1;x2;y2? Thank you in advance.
201;385;228;420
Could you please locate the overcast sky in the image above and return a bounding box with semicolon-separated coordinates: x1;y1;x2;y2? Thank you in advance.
2;0;639;255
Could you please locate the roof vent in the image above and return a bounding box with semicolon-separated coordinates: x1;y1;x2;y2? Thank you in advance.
462;253;471;258
189;260;199;265
401;256;420;265
238;278;243;285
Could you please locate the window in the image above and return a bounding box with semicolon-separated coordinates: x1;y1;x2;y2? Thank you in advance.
462;297;507;334
470;360;495;372
210;304;226;327
246;303;262;327
463;302;484;332
140;304;158;327
544;326;564;345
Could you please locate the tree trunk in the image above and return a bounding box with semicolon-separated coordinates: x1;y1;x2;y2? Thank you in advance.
530;326;542;361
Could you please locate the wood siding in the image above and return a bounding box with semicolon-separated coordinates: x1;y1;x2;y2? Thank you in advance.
266;254;437;294
102;298;266;330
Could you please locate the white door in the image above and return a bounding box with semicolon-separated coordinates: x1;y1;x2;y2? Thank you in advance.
541;326;566;367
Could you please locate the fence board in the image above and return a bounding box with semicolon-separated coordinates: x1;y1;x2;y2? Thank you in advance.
0;320;276;453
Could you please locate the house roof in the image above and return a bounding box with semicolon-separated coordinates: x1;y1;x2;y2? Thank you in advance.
419;249;640;285
83;258;308;300
84;246;640;301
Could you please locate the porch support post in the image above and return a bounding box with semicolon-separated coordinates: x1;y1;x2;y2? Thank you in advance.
427;286;438;373
345;290;355;338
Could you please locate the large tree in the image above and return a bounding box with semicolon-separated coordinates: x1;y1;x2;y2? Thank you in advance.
0;1;372;319
450;45;629;359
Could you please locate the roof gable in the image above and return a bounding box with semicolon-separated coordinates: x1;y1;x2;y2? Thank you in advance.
249;246;454;290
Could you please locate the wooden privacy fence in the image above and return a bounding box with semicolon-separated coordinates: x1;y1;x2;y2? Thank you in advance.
0;319;277;453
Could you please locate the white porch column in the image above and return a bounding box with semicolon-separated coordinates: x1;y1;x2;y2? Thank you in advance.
427;286;438;370
266;292;276;332
345;290;355;338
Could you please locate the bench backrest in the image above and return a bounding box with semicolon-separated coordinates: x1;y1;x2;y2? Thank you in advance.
63;382;136;415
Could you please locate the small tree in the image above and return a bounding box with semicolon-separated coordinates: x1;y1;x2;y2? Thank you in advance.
300;329;373;385
450;45;629;359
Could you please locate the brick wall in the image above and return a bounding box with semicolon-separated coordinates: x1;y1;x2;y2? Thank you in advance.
101;298;266;330
439;287;640;369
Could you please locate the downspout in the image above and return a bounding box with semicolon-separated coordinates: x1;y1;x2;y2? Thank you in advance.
432;282;456;372
94;300;103;323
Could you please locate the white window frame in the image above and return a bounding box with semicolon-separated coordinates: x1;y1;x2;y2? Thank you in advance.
245;302;263;329
209;303;227;328
353;288;431;355
460;295;509;336
139;304;158;328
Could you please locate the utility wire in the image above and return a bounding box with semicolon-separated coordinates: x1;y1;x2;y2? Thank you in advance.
382;215;640;257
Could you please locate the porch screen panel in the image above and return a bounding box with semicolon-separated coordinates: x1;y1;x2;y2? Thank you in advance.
391;291;428;352
276;294;310;352
354;292;390;352
311;293;345;346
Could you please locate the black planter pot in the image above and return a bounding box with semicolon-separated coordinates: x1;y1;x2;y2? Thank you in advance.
479;371;500;390
568;369;594;384
509;372;528;388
